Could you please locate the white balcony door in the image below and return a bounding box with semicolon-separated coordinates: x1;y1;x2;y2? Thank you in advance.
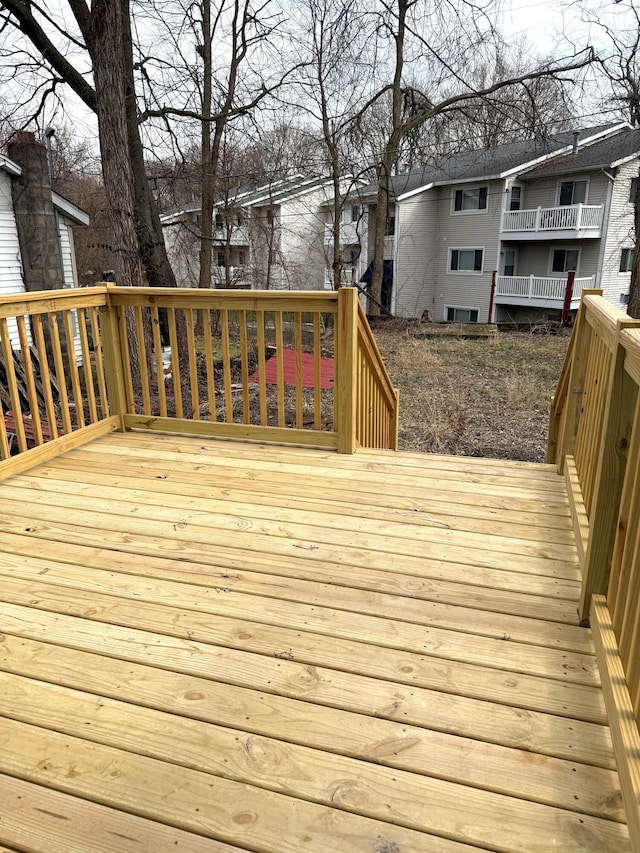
500;248;518;276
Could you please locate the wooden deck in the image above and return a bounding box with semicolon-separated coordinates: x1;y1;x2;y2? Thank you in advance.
0;431;629;852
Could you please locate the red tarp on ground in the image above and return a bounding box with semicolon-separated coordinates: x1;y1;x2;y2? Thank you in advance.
248;349;334;389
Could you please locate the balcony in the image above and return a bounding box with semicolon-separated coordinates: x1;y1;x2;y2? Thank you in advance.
495;274;593;308
501;204;603;240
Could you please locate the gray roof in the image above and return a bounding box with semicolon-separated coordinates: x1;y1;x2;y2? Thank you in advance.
518;127;640;179
161;174;333;224
355;123;627;202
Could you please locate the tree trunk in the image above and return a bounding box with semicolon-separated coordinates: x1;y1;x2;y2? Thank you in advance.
87;0;177;290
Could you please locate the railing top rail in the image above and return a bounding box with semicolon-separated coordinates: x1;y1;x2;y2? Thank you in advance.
620;327;640;387
582;293;638;353
0;286;109;319
105;284;339;313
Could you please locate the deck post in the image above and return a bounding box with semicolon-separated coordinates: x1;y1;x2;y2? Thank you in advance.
335;287;358;453
556;290;601;473
579;318;640;623
99;288;128;432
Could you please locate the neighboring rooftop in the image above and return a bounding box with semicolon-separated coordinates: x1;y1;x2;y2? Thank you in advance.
518;126;640;178
353;122;629;202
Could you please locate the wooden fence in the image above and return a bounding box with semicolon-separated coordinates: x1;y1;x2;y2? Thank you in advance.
0;285;398;475
547;290;640;848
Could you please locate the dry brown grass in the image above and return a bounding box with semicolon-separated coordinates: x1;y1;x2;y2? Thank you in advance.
372;321;571;462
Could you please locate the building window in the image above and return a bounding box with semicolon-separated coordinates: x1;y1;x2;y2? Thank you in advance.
551;248;579;273
215;213;224;230
237;251;246;267
630;178;638;203
266;209;276;226
237;212;244;227
351;205;361;222
559;180;587;206
449;248;484;273
620;248;634;273
502;249;517;276
453;186;487;212
509;186;522;211
216;252;225;267
446;306;479;323
385;215;395;236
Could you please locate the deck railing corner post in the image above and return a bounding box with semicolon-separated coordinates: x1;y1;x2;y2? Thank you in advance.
99;287;127;432
335;287;358;453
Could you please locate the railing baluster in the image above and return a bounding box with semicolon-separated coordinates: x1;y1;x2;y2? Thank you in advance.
275;312;285;427
89;308;108;419
77;309;98;424
239;310;250;425
294;312;303;429
116;305;135;414
16;315;43;444
32;314;59;438
313;313;321;431
220;309;233;423
0;317;27;452
202;308;216;423
256;310;267;426
133;306;151;416
49;313;72;436
150;306;167;418
0;397;10;460
62;310;85;429
167;307;183;420
185;307;199;420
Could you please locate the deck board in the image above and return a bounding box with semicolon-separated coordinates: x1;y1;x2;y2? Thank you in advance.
0;433;629;851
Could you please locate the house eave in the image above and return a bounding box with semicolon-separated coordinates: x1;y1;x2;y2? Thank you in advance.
52;191;90;226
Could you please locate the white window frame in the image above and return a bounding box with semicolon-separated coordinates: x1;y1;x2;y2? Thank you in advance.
448;247;485;275
444;305;480;323
507;184;523;211
451;185;489;215
548;246;581;275
630;178;639;204
500;247;518;276
620;247;634;274
556;176;589;207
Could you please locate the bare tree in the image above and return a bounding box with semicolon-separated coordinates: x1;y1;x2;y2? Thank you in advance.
577;0;640;317
359;0;592;315
0;0;178;289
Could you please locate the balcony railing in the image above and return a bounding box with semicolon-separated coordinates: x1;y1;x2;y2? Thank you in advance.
0;285;398;474
496;275;593;302
501;204;603;234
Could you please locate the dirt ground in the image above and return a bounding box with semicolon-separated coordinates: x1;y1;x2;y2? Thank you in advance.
371;321;571;463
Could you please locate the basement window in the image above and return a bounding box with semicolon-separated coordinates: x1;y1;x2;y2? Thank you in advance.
446;306;479;322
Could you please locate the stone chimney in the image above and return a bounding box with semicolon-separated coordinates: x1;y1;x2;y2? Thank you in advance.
7;131;65;292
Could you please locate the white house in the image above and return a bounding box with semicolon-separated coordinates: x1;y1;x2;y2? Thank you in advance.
162;175;349;291
0;147;89;299
340;123;640;322
0;139;89;348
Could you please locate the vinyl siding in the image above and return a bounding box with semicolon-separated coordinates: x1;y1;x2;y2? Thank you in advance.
520;171;609;209
512;241;600;279
0;170;26;347
598;159;636;308
394;191;438;318
431;179;503;322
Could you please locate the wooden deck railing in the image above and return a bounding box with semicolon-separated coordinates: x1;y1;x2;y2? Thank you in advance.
548;289;640;848
0;285;398;473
